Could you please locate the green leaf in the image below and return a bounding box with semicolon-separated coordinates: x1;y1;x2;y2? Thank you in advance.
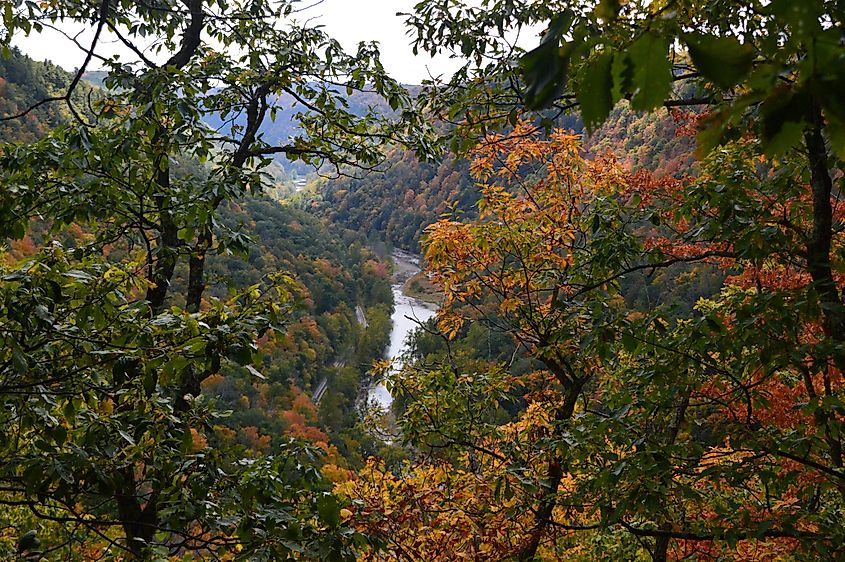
316;494;340;527
768;0;823;36
760;87;810;155
17;530;40;554
53;426;67;446
520;11;575;110
621;331;637;352
595;0;621;22
628;32;671;111
117;429;135;445
11;347;28;374
610;51;632;103
825;115;845;161
233;345;253;366
143;370;156;397
181;427;194;453
577;51;614;132
684;32;756;90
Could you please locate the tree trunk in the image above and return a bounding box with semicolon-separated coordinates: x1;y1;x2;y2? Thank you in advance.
652;386;691;561
803;104;845;499
804;104;845;374
118;2;206;554
186;224;212;313
517;370;587;561
145;168;179;314
114;467;157;558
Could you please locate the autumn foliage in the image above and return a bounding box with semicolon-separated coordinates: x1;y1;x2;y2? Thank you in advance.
335;124;845;560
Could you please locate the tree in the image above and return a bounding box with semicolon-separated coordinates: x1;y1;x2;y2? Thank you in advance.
0;1;432;558
335;122;844;560
409;1;844;149
407;0;844;394
339;126;645;559
350;2;844;559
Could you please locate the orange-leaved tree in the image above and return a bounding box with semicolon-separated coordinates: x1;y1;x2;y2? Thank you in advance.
336;124;843;560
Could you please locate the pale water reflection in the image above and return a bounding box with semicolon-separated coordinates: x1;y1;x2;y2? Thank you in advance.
368;285;437;411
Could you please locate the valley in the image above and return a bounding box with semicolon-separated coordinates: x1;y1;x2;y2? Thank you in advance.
1;2;843;560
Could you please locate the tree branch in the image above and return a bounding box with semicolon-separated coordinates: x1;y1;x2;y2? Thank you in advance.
0;0;110;125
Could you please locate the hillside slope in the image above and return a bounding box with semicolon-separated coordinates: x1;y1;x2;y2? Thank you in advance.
0;48;95;141
2;50;391;463
312;104;696;253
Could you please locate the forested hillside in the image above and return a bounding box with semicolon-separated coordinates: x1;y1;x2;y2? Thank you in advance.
195;197;393;463
585;105;696;178
0;48;95;141
0;50;394;522
313;147;475;251
314;105;695;253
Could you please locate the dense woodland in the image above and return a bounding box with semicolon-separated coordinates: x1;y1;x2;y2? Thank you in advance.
1;1;845;561
312;148;476;252
0;48;99;140
313;105;694;253
1;47;396;474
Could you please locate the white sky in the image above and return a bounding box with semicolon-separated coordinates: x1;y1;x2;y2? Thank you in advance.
12;0;462;85
311;0;463;83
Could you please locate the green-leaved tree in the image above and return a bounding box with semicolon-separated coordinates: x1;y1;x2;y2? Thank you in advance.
0;1;434;559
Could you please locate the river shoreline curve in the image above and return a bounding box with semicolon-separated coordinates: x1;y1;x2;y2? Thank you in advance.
366;250;438;414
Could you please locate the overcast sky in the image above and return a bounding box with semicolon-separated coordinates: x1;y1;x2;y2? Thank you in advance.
13;0;462;85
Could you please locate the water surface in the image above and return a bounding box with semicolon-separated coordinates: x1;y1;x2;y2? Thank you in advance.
368;252;438;411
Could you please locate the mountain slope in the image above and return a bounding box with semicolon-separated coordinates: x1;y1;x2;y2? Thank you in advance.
2;50;391;462
0;47;95;141
312;104;696;253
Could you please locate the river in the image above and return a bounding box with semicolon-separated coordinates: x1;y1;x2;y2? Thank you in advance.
367;251;438;412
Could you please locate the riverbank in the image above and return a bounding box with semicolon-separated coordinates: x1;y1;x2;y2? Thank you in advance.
391;248;442;305
390;248;423;284
366;251;439;419
402;270;442;305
